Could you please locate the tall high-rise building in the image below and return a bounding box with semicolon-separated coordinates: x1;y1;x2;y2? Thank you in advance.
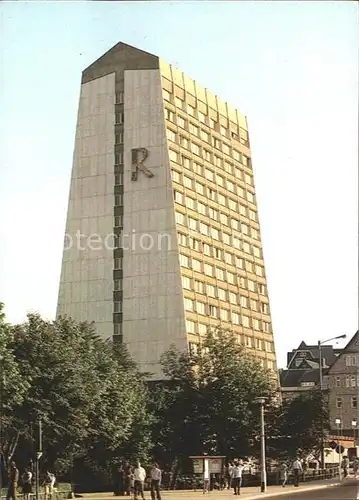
57;41;278;379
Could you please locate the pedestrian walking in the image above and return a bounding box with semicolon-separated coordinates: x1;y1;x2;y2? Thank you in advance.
227;462;233;490
6;461;19;500
43;471;56;500
353;457;359;477
292;458;302;487
231;460;244;496
279;463;288;487
133;461;146;500
123;462;132;497
150;463;162;500
21;468;33;500
342;456;349;478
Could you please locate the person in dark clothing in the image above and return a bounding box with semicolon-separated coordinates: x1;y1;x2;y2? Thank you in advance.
150;463;162;500
6;461;19;500
123;463;132;497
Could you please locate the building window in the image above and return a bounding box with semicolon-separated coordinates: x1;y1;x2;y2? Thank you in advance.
115;152;124;165
169;150;179;163
189;217;197;230
175;212;185;225
222;143;230;155
115;174;123;185
205;168;215;182
265;341;272;352
218;194;226;206
218;288;226;301
220;309;229;321
214;156;222;168
351;375;357;387
194;280;204;293
198;323;207;335
196;302;206;315
209;207;218;221
114;258;122;269
180;136;189;148
352;397;358;409
178;233;187;246
175;96;184;109
204;263;213;276
174;190;184;204
335;376;341;388
211;228;219;240
233;150;240;161
216;268;225;281
198;111;206;123
229;292;237;305
209;305;217;318
167;129;176;142
189;237;200;251
115;92;124;104
203;243;211;256
115;112;124;124
227;271;235;284
180;254;189;268
115;132;124;144
240;296;248;308
177;115;186;128
200;222;209;236
114;279;122;291
242;316;250;328
228;199;237;211
192;259;202;272
189;123;199;136
165;109;175;121
232;312;240;325
171;169;181;183
185;196;195;210
186;320;195;333
183;176;193;189
114;194;123;206
114;301;122;313
187;104;195;116
222;233;231;245
206;284;215;297
184;298;194;311
191;143;200;156
114;216;123;227
196;182;205;195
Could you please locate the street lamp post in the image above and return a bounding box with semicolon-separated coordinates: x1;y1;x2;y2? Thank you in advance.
335;418;342;481
256;397;267;493
318;334;347;470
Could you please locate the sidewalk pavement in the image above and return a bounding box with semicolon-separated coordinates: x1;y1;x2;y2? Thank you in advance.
80;477;342;500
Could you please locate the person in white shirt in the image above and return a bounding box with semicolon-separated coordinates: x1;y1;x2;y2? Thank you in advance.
227;462;233;490
134;462;146;500
44;471;56;500
22;468;33;500
150;463;162;500
292;458;302;487
231;460;244;495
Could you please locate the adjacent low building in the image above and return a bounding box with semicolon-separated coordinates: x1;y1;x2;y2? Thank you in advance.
279;341;341;400
326;331;359;438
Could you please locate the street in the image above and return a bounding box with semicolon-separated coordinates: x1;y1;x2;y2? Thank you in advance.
261;478;359;500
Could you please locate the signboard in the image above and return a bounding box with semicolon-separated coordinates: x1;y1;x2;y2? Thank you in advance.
192;459;203;473
209;458;222;473
131;148;154;180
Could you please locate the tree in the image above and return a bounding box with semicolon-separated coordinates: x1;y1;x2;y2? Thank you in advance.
0;303;30;468
2;310;153;478
150;328;278;469
273;389;329;459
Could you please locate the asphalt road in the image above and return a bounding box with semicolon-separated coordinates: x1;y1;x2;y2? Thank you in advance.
264;478;359;500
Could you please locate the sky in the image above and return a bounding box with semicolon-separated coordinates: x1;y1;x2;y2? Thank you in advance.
0;1;358;367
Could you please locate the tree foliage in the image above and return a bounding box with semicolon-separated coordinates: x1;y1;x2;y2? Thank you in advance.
0;307;152;479
150;328;278;468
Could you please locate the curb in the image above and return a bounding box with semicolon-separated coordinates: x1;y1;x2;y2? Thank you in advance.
243;482;341;499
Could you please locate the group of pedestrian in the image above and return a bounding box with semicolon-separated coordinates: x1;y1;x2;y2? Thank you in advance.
279;457;303;488
226;460;246;495
6;461;56;500
114;461;162;500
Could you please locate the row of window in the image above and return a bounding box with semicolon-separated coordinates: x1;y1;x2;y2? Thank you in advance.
175;192;258;237
188;341;275;369
169;149;253;186
345;355;359;366
172;165;254;202
336;397;358;409
176;214;261;257
185;278;268;310
172;171;255;218
181;276;268;309
335;374;359;388
184;298;271;331
165;121;249;163
162;91;249;146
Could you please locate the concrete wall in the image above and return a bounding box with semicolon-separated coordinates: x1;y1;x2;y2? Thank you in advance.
57;73;116;338
122;69;187;378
